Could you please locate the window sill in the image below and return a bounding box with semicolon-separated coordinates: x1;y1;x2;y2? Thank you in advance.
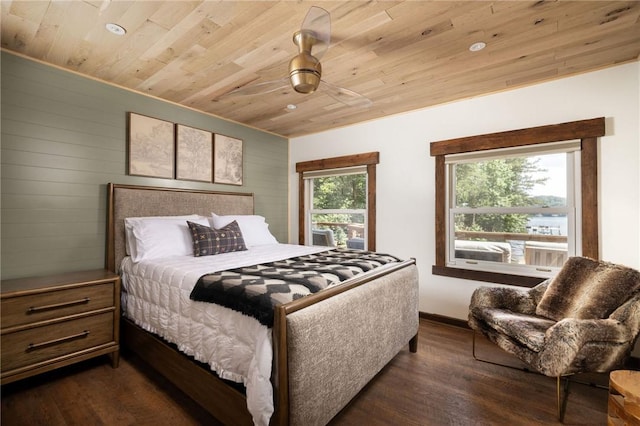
431;265;546;288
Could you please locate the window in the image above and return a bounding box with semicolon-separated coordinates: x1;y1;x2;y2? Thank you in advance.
296;152;379;250
447;141;580;278
306;169;367;248
430;118;605;287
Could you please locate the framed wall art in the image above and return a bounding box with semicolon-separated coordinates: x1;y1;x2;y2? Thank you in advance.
176;124;213;182
127;112;174;178
214;134;243;186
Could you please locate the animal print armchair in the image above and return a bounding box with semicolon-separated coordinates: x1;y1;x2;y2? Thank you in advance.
468;256;640;421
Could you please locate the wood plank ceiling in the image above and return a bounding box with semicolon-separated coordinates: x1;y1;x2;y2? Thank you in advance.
2;1;639;138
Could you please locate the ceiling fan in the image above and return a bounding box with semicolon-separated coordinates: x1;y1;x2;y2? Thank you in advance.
221;6;372;108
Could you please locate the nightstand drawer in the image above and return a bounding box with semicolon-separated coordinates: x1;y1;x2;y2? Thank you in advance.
1;283;114;329
1;312;115;372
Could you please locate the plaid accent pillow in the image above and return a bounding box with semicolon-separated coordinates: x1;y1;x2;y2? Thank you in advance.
187;220;247;257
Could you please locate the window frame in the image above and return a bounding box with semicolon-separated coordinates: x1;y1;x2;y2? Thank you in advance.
307;167;368;247
430;117;605;287
446;143;580;278
296;152;379;250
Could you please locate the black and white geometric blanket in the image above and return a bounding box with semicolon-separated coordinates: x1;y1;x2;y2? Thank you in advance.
189;248;402;327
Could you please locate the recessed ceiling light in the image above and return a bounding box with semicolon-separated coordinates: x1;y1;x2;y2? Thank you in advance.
287;104;297;110
469;41;486;52
106;23;126;36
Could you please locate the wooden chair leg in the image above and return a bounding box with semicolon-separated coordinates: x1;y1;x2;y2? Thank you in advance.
557;376;570;422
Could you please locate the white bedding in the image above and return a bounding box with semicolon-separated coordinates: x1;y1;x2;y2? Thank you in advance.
120;243;329;426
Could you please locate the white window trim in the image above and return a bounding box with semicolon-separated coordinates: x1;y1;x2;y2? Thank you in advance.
302;165;367;179
304;171;368;247
444;146;582;278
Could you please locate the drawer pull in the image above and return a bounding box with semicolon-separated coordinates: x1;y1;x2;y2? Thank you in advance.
26;330;90;351
27;297;90;313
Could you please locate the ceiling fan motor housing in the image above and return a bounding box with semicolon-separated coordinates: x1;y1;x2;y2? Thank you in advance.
289;30;322;94
289;53;322;94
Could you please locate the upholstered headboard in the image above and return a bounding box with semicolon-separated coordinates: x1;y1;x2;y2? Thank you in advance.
106;183;254;272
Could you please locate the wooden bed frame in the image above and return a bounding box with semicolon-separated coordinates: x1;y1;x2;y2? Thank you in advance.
106;183;419;425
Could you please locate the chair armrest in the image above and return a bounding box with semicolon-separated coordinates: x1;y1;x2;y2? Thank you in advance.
548;318;634;343
611;291;640;333
536;318;634;376
469;281;548;315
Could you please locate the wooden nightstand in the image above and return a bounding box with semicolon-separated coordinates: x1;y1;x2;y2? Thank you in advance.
608;370;640;425
1;269;120;385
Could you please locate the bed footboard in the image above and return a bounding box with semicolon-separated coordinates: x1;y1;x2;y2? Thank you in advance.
273;260;419;426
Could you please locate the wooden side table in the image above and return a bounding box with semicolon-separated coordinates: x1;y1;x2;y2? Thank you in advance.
1;269;120;384
608;370;640;426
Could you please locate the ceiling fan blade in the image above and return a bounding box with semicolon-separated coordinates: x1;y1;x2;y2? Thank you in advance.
222;77;289;98
319;80;373;108
300;6;330;60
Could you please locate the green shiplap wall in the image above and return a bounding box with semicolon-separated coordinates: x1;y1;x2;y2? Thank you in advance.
1;51;289;280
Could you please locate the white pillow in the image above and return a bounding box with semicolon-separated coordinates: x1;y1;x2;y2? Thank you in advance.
211;213;278;247
124;215;209;262
124;215;200;257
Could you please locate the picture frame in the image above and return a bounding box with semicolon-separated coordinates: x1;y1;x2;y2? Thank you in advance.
127;112;175;178
213;134;243;186
176;124;213;182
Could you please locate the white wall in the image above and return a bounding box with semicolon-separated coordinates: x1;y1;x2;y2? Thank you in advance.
289;62;640;341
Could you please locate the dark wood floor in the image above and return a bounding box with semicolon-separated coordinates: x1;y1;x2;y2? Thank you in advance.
1;319;610;425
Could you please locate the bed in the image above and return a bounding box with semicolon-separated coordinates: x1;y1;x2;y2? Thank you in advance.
106;183;419;426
